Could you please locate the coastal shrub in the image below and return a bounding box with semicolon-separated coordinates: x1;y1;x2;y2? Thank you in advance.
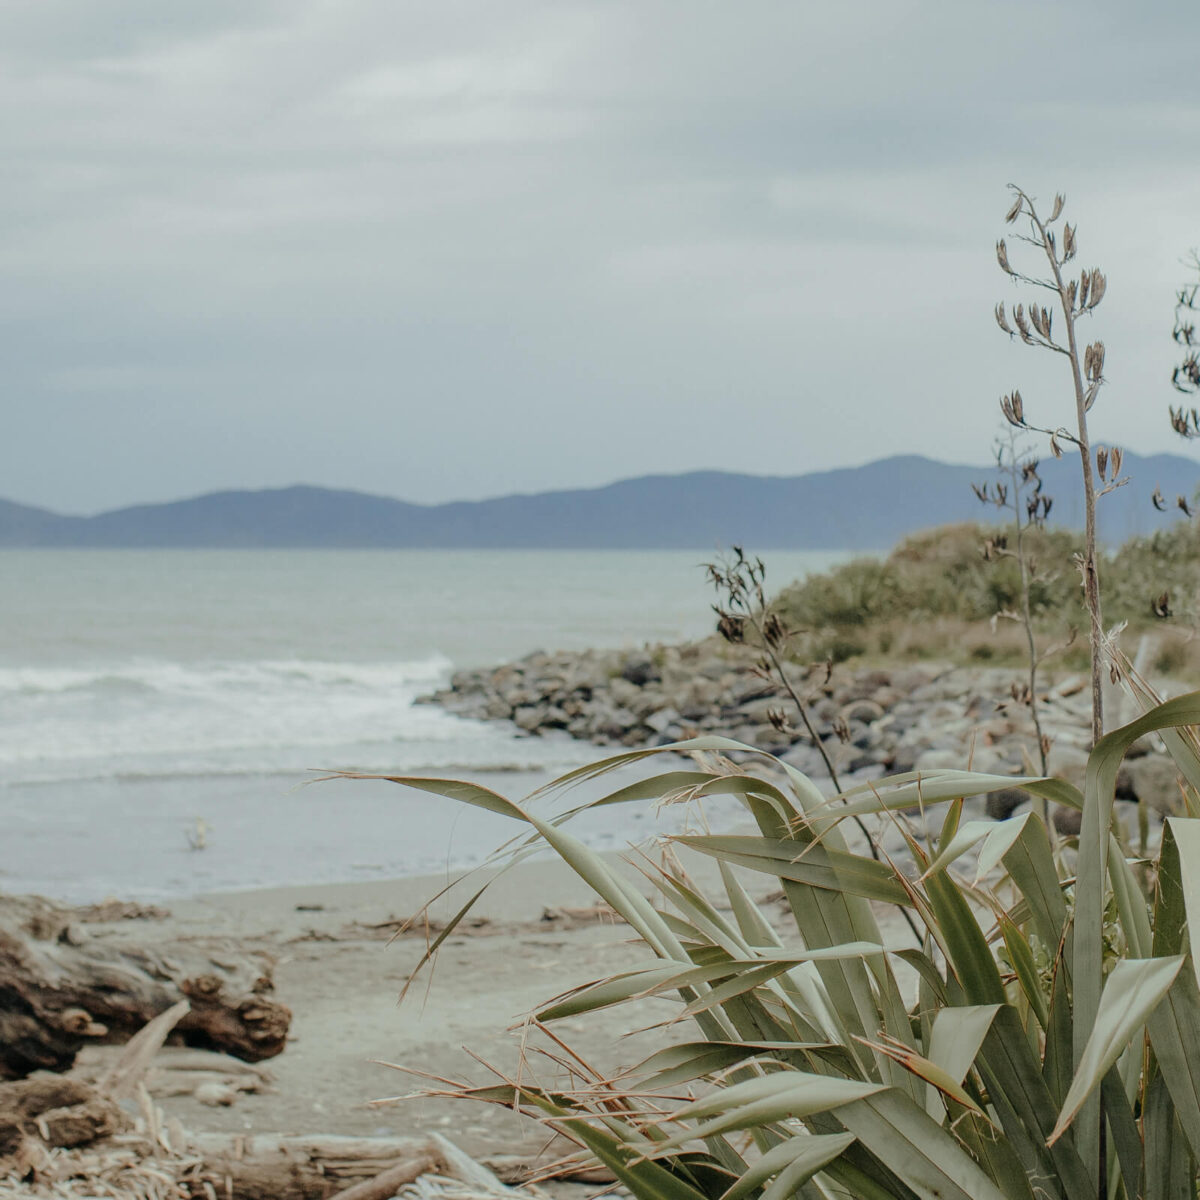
775;558;898;628
348;690;1200;1199
770;519;1200;668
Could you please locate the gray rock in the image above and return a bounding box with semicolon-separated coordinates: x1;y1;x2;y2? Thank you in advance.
645;707;680;735
985;787;1028;821
841;699;884;725
781;744;822;775
593;707;638;741
1053;806;1083;837
1047;745;1088;787
836;748;880;774
914;748;964;772
620;653;661;686
1123;755;1182;814
730;676;777;704
512;704;548;733
736;696;783;722
844;720;874;750
541;706;569;728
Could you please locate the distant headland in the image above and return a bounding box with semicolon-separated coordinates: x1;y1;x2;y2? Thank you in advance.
2;452;1196;550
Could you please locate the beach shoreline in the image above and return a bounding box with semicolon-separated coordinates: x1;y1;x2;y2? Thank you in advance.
55;854;701;1162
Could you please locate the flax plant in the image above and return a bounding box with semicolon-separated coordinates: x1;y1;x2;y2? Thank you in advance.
344;691;1200;1200
994;187;1126;746
337;187;1200;1200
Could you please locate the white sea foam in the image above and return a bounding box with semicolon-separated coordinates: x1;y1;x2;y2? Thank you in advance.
0;547;846;899
0;655;576;785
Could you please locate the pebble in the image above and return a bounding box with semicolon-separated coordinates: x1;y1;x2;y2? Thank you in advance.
422;642;1182;836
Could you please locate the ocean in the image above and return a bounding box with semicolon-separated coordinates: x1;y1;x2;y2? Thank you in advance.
1;548;848;901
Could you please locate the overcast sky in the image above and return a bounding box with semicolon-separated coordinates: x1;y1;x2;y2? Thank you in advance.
4;1;1199;513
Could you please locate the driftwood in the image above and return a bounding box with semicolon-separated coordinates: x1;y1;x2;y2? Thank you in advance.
181;1134;481;1200
0;896;290;1079
0;1077;125;1158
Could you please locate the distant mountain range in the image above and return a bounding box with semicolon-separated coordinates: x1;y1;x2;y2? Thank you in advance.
3;452;1197;550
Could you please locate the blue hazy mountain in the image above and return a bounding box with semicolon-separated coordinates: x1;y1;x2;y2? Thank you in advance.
2;452;1197;550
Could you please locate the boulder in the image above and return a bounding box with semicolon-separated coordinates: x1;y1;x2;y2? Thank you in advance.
620;653;661;686
1123;755;1183;814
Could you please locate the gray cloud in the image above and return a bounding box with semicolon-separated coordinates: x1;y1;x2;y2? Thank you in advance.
2;0;1198;512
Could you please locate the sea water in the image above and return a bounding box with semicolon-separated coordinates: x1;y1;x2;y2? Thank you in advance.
0;549;848;900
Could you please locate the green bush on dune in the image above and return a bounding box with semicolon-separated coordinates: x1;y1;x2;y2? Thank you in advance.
770;520;1200;664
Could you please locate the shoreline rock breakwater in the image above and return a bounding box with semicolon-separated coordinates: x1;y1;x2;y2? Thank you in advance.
420;642;1177;822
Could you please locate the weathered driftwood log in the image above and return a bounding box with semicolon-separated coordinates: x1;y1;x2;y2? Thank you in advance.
181;1135;441;1200
0;1077;124;1157
0;896;290;1079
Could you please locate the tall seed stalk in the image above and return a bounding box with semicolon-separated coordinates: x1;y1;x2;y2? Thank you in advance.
994;186;1125;745
706;548;924;944
973;433;1055;780
1170;250;1199;405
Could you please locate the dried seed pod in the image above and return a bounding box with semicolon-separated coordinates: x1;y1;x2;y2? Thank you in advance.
994;303;1014;335
1000;391;1026;428
766;707;792;734
1050;193;1065;222
762;611;787;650
1178;496;1194;518
1152;592;1172;619
1110;446;1123;479
1062;224;1076;261
1153;486;1167;511
1079;270;1091;308
1005;195;1022;223
1014;305;1035;344
715;611;745;643
1049;434;1063;459
1096;446;1108;482
1089;270;1107;308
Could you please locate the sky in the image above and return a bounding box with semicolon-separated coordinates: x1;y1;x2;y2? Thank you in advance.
4;1;1200;515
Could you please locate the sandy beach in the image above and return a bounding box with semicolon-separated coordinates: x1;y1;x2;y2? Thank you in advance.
64;854;714;1166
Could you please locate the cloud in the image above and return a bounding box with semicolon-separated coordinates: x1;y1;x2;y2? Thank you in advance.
1;0;1198;512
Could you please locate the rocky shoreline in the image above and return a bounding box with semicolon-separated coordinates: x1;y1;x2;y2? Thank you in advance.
420;640;1179;824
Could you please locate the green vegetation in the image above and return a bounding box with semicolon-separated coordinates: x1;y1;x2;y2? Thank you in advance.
343;693;1200;1200
338;186;1200;1198
769;519;1200;671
